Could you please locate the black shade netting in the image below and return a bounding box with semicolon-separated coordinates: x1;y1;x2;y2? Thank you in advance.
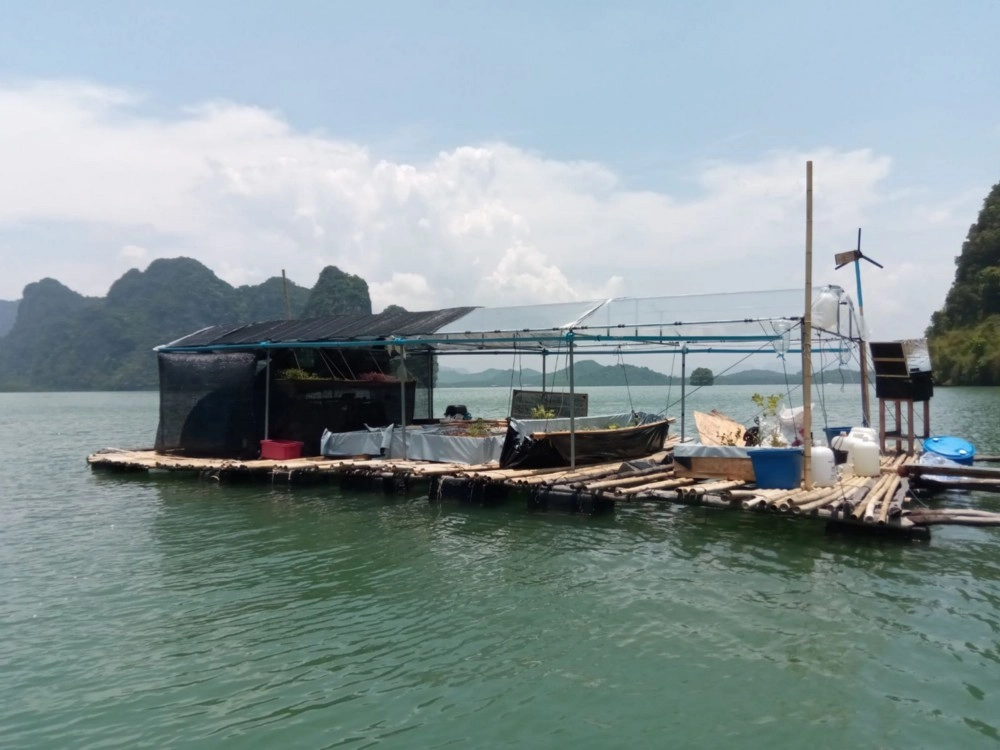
155;352;261;459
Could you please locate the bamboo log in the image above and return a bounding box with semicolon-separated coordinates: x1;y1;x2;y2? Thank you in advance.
768;494;794;513
910;477;1000;492
796;490;847;513
518;463;625;487
876;476;900;524
860;477;892;522
645;489;733;510
846;479;877;510
683;480;746;497
788;487;832;506
906;514;1000;527
863;474;898;523
742;497;769;511
617;477;696;495
907;508;1000;518
853;474;893;520
513;461;621;485
579;470;676;491
902;463;1000;480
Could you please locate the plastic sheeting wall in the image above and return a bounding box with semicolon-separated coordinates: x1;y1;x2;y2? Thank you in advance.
321;425;504;465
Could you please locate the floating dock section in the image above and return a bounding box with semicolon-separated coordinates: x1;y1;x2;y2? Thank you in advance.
88;445;1000;539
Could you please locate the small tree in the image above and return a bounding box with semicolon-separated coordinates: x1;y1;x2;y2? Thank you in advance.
690;367;714;386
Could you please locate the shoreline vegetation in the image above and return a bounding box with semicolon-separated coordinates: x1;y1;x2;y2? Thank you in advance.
926;181;1000;385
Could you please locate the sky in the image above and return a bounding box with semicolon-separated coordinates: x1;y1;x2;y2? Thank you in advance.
1;0;998;349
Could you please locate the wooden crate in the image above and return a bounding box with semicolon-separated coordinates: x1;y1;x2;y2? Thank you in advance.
672;454;756;481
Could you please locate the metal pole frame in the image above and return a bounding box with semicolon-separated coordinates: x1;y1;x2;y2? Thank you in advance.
803;161;814;489
568;338;576;468
399;347;408;460
680;346;687;442
264;350;271;441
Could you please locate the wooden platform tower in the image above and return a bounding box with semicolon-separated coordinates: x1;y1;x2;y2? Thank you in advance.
870;340;933;455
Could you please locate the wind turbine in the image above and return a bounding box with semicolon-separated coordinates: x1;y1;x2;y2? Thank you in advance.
835;228;883;427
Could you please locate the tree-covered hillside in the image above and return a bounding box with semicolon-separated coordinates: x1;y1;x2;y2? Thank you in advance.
927;182;1000;385
0;258;323;390
0;299;18;337
302;266;372;317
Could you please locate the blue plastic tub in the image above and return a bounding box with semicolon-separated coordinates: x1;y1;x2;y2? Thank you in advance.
747;447;804;490
923;436;976;466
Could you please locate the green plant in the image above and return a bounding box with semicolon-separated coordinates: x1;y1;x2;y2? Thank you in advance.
466;418;490;437
749;393;786;447
530;404;557;418
751;392;783;416
278;367;321;380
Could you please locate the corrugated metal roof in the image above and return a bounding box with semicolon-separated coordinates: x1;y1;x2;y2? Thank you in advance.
160;307;478;350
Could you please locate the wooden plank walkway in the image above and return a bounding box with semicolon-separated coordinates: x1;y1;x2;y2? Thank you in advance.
89;443;1000;538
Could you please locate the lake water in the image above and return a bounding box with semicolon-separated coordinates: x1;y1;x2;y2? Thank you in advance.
2;385;1000;748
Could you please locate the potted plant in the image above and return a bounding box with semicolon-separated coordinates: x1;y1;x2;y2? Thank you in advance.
745;393;803;489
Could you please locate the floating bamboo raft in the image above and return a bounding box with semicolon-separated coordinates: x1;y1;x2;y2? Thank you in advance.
88;443;1000;539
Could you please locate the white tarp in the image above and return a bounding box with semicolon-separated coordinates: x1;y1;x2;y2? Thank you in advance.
388;430;504;464
320;425;503;464
320;425;393;457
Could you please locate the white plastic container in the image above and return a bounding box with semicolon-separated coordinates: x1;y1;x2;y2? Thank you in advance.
849;427;877;444
831;432;853;453
852;438;881;477
810;443;837;487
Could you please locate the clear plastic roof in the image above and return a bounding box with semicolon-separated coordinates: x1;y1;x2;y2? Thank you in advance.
423;286;860;352
157;285;862;354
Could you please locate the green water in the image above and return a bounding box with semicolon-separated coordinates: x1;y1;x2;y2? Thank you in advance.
2;386;1000;749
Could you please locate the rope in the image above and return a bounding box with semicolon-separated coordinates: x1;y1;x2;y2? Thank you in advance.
506;339;518;417
617;347;635;414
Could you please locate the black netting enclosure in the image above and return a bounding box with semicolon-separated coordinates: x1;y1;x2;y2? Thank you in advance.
155;352;261;459
268;378;416;456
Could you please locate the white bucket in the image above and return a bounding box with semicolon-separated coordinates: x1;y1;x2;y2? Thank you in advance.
811;444;837;487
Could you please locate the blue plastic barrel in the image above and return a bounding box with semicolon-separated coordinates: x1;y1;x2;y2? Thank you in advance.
923;436;976;466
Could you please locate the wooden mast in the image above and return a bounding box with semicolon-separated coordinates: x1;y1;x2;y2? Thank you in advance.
281;269;292;319
803;161;814;489
853;230;872;427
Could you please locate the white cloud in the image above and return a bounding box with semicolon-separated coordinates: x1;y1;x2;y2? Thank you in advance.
119;244;148;260
0;80;984;339
370;272;438;312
